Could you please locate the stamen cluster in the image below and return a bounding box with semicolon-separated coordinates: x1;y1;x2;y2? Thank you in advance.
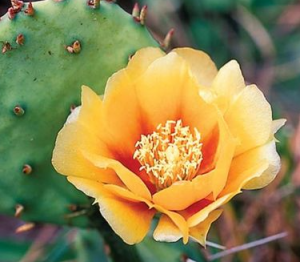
134;120;203;190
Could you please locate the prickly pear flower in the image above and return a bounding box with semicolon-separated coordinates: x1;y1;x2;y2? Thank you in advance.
52;48;285;245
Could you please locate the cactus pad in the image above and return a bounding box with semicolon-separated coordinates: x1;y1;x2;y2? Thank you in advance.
0;0;158;226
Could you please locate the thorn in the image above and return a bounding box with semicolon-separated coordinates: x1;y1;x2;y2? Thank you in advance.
22;164;32;175
70;104;77;112
65;40;81;54
128;52;135;61
66;46;73;53
68;203;90;212
11;0;24;12
8;7;16;20
72;40;81;54
161;28;175;50
64;209;87;219
104;244;111;256
13;105;25;116
68;204;78;212
16;34;24;45
132;3;140;22
2;42;12;54
180;254;188;262
24;2;34;16
70;104;76;112
140;5;147;25
15;223;35;234
8;0;23;19
87;0;100;9
15;204;24;218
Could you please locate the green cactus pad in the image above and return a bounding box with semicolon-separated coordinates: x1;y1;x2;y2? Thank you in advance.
0;0;158;227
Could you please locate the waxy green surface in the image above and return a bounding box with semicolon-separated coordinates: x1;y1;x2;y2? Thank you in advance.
0;0;157;226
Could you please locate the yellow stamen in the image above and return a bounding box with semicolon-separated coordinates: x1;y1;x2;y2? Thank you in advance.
133;120;203;190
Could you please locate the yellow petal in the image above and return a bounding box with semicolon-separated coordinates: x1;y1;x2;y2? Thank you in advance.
135;52;190;130
126;47;165;80
78;86;108;140
206;116;237;199
52;122;121;185
101;48;166;154
153;174;212;211
154;205;189;244
187;192;237;227
180;77;220;139
104;184;152;205
154;210;222;246
220;143;282;196
225;84;272;156
68;177;155;245
272;119;286;134
102;69;141;154
67;176;106;199
153;215;183;242
172;47;217;86
221;141;281;194
199;60;245;113
222;161;269;195
212;60;245;99
82;151;151;200
189;209;222;246
198;87;218;104
237;141;280;190
220;139;281;194
199;125;220;174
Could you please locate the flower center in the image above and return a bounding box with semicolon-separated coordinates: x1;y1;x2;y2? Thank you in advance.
133;120;203;190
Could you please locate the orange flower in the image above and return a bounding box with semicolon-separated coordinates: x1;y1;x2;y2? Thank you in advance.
52;48;285;245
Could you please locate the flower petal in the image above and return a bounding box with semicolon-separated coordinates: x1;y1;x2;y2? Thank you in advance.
199;126;219;174
180;78;221;139
230;140;281;190
272;119;286;134
212;60;245;99
104;184;152;205
206;116;237;199
135;52;190;130
187;192;237;227
68;177;155;245
126;47;165;80
101;48;166;154
172;47;217;86
52;122;121;185
82;151;151;200
153;174;212;211
52;86;135;185
153;210;222;246
154;205;189;244
222;162;269;195
189;209;222;246
225;84;272;156
153;215;182;242
102;69;141;154
78;86;108;140
96;196;155;245
220;142;281;195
